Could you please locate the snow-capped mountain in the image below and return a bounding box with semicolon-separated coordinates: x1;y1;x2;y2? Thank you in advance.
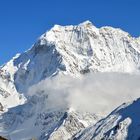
74;98;140;140
0;21;140;140
1;21;140;95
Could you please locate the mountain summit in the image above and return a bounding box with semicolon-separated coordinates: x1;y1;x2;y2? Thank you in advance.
0;21;140;140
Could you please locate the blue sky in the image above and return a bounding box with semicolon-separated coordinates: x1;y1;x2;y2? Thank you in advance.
0;0;140;65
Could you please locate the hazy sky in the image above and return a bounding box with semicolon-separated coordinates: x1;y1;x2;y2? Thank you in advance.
0;0;139;65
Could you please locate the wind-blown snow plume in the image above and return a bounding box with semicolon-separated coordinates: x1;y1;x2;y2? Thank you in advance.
28;73;140;115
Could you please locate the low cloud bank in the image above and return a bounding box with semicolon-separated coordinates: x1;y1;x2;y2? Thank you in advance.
28;73;140;115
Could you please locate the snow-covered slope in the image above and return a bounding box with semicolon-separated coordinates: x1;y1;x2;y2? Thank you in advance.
0;21;140;140
0;66;25;109
0;94;100;140
74;98;140;140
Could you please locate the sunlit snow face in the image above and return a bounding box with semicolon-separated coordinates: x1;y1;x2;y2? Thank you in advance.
28;73;140;115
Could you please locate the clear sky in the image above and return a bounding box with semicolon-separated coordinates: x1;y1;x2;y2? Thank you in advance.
0;0;140;65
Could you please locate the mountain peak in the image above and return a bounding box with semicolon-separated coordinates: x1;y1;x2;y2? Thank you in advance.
1;21;140;103
47;20;94;35
79;20;93;26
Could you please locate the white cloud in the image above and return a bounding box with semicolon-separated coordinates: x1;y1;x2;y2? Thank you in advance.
27;73;140;115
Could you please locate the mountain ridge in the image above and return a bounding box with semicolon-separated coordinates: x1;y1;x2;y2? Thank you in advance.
74;98;140;140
